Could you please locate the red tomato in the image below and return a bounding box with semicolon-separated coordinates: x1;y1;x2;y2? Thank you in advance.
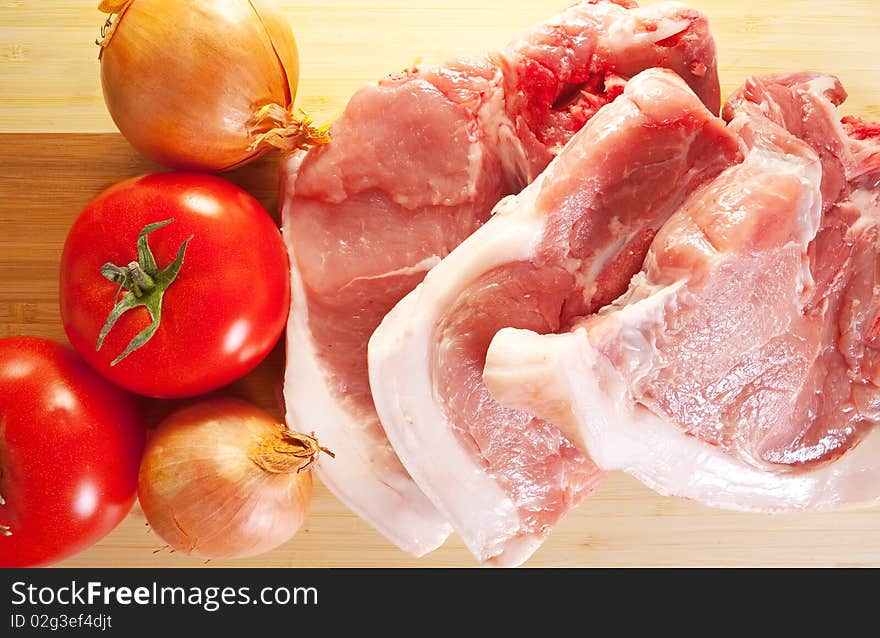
0;337;144;567
60;173;290;398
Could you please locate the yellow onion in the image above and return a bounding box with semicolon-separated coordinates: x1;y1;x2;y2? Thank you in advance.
97;0;328;171
138;398;332;559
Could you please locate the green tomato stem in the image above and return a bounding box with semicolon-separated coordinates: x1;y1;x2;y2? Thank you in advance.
126;261;155;297
96;219;193;365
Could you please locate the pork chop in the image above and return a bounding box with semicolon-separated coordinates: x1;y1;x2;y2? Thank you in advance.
484;73;880;511
281;0;722;555
369;69;739;565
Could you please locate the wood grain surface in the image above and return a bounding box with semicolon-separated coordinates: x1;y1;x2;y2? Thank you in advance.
2;0;880;567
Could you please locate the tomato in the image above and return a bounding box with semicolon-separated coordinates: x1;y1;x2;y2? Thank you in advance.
60;173;290;398
0;337;144;567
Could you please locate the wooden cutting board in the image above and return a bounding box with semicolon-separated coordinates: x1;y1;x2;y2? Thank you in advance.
2;0;880;567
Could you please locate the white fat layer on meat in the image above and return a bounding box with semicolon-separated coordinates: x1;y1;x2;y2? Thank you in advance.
610;4;691;47
485;280;683;448
337;255;442;293
369;178;548;567
850;187;880;234
577;229;629;292
803;74;841;98
281;152;452;556
745;141;823;243
535;0;693;50
485;320;880;512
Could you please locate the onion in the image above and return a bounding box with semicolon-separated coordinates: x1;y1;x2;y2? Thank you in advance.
97;0;328;171
138;398;331;559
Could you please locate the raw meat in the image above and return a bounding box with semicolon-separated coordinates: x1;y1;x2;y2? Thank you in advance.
484;73;880;511
369;68;739;565
281;0;722;555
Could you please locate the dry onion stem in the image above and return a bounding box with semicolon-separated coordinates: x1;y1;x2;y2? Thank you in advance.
138;398;332;559
97;0;328;171
251;428;334;475
249;104;330;153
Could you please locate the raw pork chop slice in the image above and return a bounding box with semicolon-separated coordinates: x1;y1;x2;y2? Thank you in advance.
484;74;880;511
369;69;739;565
282;0;722;555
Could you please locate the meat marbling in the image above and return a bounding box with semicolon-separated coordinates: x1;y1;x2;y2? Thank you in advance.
483;73;880;512
281;0;722;556
369;68;739;565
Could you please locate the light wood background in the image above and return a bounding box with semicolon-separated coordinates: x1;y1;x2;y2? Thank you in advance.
2;0;880;567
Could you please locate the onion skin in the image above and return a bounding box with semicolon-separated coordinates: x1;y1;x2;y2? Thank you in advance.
138;398;320;559
99;0;302;171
